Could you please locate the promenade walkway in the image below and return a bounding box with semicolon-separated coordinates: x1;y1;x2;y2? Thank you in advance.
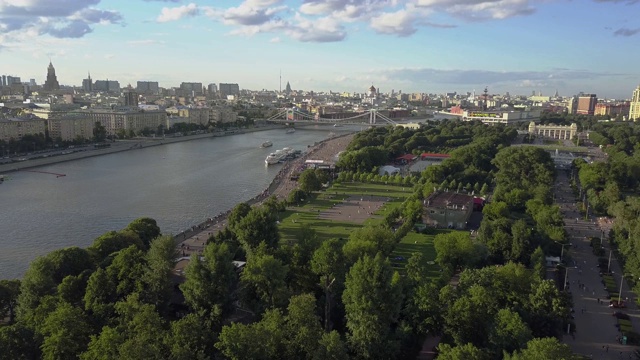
556;170;639;359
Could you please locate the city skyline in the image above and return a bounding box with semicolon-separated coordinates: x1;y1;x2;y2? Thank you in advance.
1;0;639;98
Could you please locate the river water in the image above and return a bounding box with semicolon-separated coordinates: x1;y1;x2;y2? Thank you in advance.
0;126;352;279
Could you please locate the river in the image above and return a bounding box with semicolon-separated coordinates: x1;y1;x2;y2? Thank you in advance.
0;126;354;279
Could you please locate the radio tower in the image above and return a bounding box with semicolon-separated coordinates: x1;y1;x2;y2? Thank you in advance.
483;86;489;110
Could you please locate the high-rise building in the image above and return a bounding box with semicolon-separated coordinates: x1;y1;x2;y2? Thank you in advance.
219;83;240;98
43;61;60;91
5;75;21;86
94;80;121;93
285;81;292;95
180;82;203;96
207;83;217;96
137;81;159;95
576;94;597;115
630;85;640;121
124;86;139;107
1;75;5;87
82;72;93;92
29;79;37;86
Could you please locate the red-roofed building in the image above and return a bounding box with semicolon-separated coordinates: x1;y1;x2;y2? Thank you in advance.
395;154;417;165
420;153;451;161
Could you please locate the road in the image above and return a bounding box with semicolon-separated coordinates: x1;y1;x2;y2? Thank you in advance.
556;169;639;359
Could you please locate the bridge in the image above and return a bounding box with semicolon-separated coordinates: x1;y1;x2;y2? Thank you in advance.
265;108;398;126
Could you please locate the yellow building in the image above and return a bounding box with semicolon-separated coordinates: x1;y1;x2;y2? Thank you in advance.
0;118;46;142
630;85;640;121
48;116;96;141
81;108;167;135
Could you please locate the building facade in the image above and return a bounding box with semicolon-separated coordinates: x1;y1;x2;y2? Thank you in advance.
577;94;597;115
630;85;640;121
82;73;93;92
93;80;121;93
180;82;203;96
528;122;578;140
461;109;541;125
48;116;95;141
81;108;166;135
208;106;237;123
219;83;240;98
137;81;160;95
594;103;630;117
0;118;46;142
423;191;474;229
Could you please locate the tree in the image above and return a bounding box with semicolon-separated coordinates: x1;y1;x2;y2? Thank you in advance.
488;309;532;355
299;168;322;193
285;294;323;359
312;331;349;360
437;343;487;360
125;218;161;249
180;242;237;326
93;122;107;142
241;253;289;309
530;246;546;279
235;207;280;255
17;247;94;327
311;238;345;332
527;280;569;338
166;313;214;360
504;337;580;360
140;235;177;312
287;188;307;205
0;279;20;323
228;202;251;232
216;309;286;360
342;226;395;265
39;302;92;360
444;285;498;347
87;230;143;264
343;254;402;359
482;201;509;221
434;231;484;272
0;323;39;360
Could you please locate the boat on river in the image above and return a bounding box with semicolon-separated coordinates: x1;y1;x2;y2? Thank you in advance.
261;141;273;148
286;128;295;134
265;147;295;165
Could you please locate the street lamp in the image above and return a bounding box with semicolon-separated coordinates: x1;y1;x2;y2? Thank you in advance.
555;242;572;260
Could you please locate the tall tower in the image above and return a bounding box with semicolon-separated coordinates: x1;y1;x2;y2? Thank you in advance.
630;85;640;121
43;61;60;91
82;72;93;92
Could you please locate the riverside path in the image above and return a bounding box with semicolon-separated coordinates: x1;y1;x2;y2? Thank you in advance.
555;169;639;359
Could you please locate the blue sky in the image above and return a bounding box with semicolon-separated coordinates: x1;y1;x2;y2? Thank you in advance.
1;0;639;98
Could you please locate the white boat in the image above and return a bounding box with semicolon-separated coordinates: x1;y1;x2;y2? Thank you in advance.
333;123;343;127
261;141;273;148
265;147;295;165
286;128;295;134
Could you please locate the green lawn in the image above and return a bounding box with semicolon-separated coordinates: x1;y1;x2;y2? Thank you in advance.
278;182;413;244
390;229;463;280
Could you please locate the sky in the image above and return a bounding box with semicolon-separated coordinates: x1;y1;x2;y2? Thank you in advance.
1;0;639;99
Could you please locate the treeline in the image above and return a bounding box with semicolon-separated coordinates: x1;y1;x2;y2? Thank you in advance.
575;122;640;294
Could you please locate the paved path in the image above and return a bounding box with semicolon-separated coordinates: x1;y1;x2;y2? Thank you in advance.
555;170;639;359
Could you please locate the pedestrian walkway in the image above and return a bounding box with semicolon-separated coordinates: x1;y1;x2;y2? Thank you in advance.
555;170;639;359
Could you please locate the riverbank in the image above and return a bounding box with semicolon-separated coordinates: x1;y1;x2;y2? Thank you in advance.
0;125;286;175
175;132;356;255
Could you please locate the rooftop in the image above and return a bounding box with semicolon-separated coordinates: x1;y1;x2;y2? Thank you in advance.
425;191;474;208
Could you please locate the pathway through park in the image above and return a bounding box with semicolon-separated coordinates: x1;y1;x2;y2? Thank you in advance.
556;170;639;359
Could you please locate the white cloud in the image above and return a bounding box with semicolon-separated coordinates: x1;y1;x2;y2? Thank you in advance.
127;39;165;46
156;3;199;23
370;7;419;36
269;36;281;42
0;0;123;39
285;14;346;42
414;0;536;21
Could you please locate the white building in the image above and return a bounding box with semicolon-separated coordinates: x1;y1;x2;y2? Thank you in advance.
461;109;541;125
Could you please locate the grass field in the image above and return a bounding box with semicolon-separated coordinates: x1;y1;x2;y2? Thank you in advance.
390;229;463;280
278;182;413;243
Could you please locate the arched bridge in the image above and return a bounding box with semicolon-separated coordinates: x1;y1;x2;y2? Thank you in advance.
265;108;398;126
